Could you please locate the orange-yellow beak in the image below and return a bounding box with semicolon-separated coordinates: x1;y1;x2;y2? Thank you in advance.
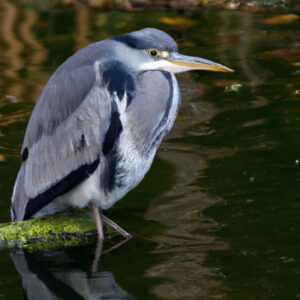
168;52;234;73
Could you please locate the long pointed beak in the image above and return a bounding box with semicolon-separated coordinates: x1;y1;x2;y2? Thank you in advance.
168;52;234;73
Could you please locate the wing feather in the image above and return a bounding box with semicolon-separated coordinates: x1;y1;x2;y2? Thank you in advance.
24;85;112;199
12;62;113;220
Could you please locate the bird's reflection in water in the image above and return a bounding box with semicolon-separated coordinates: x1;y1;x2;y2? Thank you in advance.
10;245;134;300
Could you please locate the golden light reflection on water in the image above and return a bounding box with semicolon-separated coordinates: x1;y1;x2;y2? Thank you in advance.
0;1;49;103
146;148;227;299
144;77;232;298
1;1;25;98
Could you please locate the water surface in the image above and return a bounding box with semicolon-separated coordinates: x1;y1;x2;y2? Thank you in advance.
0;3;299;299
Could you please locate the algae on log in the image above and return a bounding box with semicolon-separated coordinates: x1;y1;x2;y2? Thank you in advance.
0;210;114;250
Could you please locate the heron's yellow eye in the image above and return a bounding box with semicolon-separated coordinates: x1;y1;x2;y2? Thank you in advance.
148;49;160;57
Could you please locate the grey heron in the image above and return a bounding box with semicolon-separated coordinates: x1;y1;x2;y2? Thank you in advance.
11;28;233;240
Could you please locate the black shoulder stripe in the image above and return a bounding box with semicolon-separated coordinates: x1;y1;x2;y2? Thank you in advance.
102;109;123;156
102;60;135;106
24;158;100;220
103;148;120;194
102;104;123;193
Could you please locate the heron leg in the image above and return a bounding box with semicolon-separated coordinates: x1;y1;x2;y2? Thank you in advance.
103;215;132;239
92;204;104;240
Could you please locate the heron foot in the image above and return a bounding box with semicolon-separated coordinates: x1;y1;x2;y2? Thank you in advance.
103;214;132;240
90;211;131;272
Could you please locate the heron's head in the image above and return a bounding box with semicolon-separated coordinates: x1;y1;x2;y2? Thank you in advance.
112;28;233;74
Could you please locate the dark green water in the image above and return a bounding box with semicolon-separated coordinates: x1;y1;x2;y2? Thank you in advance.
0;2;300;299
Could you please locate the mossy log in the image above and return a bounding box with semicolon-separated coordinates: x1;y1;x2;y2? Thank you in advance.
0;210;114;250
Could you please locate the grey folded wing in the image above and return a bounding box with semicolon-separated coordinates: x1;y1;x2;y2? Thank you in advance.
11;63;113;221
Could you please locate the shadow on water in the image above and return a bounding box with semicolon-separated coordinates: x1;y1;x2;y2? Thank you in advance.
0;2;300;300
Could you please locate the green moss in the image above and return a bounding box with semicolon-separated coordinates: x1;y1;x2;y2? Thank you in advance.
0;209;114;250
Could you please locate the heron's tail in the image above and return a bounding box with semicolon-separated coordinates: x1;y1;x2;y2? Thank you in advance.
11;165;28;221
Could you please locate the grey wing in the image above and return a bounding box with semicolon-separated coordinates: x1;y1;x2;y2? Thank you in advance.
11;63;112;221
